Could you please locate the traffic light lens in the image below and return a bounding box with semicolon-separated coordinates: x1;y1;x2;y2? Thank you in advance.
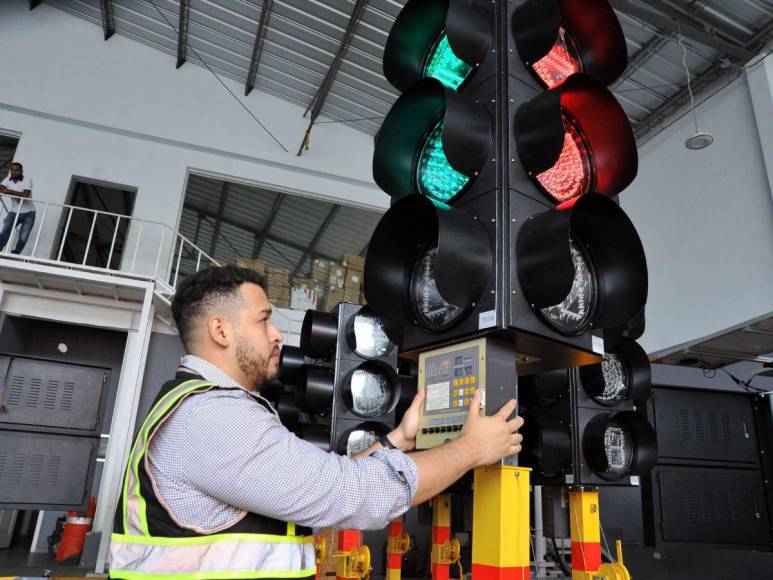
345;428;378;457
350;369;392;417
532;26;582;88
352;312;392;358
417;119;470;202
536;113;592;202
595;353;630;405
540;240;596;334
603;421;633;476
424;33;474;90
410;244;465;330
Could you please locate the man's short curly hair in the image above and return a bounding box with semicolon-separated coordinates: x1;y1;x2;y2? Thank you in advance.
172;265;267;350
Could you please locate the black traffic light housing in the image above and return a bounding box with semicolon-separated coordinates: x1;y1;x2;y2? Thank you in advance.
365;0;647;377
520;337;658;486
288;304;403;456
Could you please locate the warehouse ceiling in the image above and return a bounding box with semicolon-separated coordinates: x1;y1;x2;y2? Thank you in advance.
178;173;381;277
40;0;773;148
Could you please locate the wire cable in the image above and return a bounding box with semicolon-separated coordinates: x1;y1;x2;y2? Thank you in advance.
678;28;702;136
145;0;289;152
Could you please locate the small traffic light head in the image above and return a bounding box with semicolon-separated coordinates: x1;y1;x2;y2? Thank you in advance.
345;306;395;359
300;310;338;360
278;345;305;385
579;337;651;405
341;360;402;419
582;410;657;480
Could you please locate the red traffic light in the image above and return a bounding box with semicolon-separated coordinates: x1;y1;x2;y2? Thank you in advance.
513;0;627;88
515;74;637;203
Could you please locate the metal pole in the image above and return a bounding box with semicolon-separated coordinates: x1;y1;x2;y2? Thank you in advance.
82;210;98;265
130;221;144;272
30;203;48;257
93;283;155;573
472;466;531;578
431;495;452;580
533;485;547;577
153;227;167;278
107;215;121;270
56;206;74;261
4;203;21;254
195;249;202;272
173;235;184;288
569;488;602;580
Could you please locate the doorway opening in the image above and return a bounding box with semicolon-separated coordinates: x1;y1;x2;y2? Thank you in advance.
55;179;137;269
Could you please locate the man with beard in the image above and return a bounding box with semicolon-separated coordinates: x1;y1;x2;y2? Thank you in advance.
108;265;524;579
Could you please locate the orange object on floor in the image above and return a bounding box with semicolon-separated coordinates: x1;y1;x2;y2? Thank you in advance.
55;496;95;562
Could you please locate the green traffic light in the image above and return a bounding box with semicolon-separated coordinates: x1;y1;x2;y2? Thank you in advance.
423;33;473;90
416;119;469;202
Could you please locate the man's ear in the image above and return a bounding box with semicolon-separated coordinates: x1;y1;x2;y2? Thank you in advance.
207;315;231;348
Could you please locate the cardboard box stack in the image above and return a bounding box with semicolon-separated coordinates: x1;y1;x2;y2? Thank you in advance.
324;263;346;311
341;253;364;306
235;257;267;276
290;277;318;310
267;266;291;308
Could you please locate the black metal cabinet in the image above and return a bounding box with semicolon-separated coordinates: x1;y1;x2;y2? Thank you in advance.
644;383;773;550
0;356;109;510
0;357;107;433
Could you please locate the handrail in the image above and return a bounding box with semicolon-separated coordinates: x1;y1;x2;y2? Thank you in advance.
0;192;220;291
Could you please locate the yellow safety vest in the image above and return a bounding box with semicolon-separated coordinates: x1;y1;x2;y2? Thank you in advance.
108;378;316;580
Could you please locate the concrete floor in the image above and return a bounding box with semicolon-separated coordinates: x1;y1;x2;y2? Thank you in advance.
0;545;94;577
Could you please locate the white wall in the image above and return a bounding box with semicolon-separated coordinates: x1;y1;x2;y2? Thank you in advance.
0;1;388;273
621;54;773;356
2;2;772;356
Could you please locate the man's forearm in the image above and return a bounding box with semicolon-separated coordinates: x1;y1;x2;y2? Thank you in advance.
408;439;478;506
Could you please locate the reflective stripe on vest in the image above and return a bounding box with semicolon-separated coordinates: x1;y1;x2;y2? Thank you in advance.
109;379;314;579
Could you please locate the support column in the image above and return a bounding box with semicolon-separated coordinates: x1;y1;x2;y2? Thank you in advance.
386;516;409;580
431;495;452;580
471;466;531;579
336;530;363;580
568;488;602;580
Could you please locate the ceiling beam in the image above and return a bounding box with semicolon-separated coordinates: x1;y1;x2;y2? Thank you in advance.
633;61;739;143
208;182;230;257
185;202;339;263
99;0;115;41
646;0;747;47
612;35;671;91
297;0;370;155
176;0;191;69
291;205;340;278
245;0;273;96
610;0;753;62
251;193;285;259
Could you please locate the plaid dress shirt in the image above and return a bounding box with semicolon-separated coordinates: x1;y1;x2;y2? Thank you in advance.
144;355;418;532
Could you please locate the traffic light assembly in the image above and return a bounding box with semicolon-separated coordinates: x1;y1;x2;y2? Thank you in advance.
366;0;647;373
363;0;651;578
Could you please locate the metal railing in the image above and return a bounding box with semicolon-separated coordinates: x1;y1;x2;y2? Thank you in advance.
0;193;219;299
0;193;306;341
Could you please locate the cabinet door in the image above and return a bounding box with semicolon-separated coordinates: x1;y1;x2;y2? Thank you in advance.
0;430;97;510
0;358;108;433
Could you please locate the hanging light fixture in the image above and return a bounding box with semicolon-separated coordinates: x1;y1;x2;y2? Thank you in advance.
679;31;714;150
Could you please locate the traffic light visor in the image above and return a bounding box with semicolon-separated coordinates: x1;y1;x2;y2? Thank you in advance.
384;0;489;91
512;0;627;87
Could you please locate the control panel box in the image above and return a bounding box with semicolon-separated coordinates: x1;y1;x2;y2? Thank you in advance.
416;336;517;450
